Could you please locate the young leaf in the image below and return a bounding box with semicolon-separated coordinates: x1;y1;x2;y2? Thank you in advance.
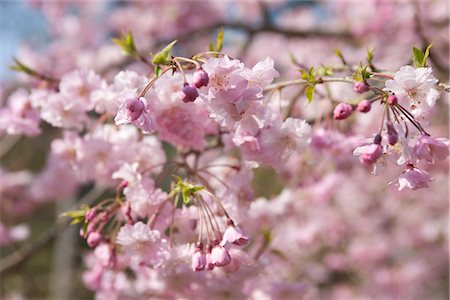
305;85;315;103
335;48;347;65
215;27;224;52
412;47;425;68
366;47;375;65
422;43;433;66
10;58;39;77
152;40;177;65
155;65;162;78
112;31;137;57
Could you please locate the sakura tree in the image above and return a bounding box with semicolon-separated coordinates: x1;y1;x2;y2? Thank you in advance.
1;1;449;299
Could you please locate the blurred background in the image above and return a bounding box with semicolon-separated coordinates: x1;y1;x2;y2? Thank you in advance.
1;1;449;299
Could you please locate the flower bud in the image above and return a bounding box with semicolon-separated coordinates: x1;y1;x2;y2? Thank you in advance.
192;68;209;88
353;82;370;93
354;143;383;166
386;121;398;145
387;95;398;105
356;99;371;113
87;232;102;248
191;246;206;272
85;208;97;222
333;102;353;120
211;245;231;267
180;83;199;103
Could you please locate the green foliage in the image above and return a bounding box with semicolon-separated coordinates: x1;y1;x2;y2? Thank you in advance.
152;40;177;65
334;48;347;65
172;176;205;205
112;31;138;57
300;67;317;103
155;65;162;77
413;43;432;67
10;58;40;77
61;204;90;225
353;64;372;82
366;47;375;65
209;27;224;52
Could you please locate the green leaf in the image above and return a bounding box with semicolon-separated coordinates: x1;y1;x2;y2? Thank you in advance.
209;42;215;52
152;40;177;65
413;47;425;67
61;210;86;219
155;65;162;78
318;65;333;76
172;176;205;206
422;43;433;66
10;58;39;77
300;67;316;83
334;48;347;65
352;64;372;82
215;27;224;52
366;47;375;65
70;217;84;225
112;31;137;57
305;85;315;103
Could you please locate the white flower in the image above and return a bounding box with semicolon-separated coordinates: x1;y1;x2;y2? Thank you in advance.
385;65;440;119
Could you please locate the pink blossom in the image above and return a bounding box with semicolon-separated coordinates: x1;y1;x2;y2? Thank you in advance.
391;166;434;191
221;224;249;247
116;221;168;268
112;163;166;218
353;143;383;166
412;135;449;163
59;69;105;110
0;89;41;136
210;245;231;267
115;97;155;133
385;66;440;118
191;248;206;272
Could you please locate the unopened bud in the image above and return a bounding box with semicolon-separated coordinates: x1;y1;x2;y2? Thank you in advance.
356;99;371;113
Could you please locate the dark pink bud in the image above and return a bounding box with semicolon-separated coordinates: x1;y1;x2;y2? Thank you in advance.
87;232;102;248
125;98;145;121
386;121;398;145
333;102;353;120
85;208;97;222
353;82;370;93
356;99;371;113
387;95;398;105
180;83;199;103
192;67;209;88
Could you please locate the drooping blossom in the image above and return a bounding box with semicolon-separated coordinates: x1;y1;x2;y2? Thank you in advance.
390;165;434;191
220;223;249;247
412;135;449;163
353;143;383;166
114;96;155;133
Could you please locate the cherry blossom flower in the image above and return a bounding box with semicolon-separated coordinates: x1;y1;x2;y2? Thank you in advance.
114;97;155;133
412;135;449;163
390;165;434;191
385;66;440;118
116;221;168;268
